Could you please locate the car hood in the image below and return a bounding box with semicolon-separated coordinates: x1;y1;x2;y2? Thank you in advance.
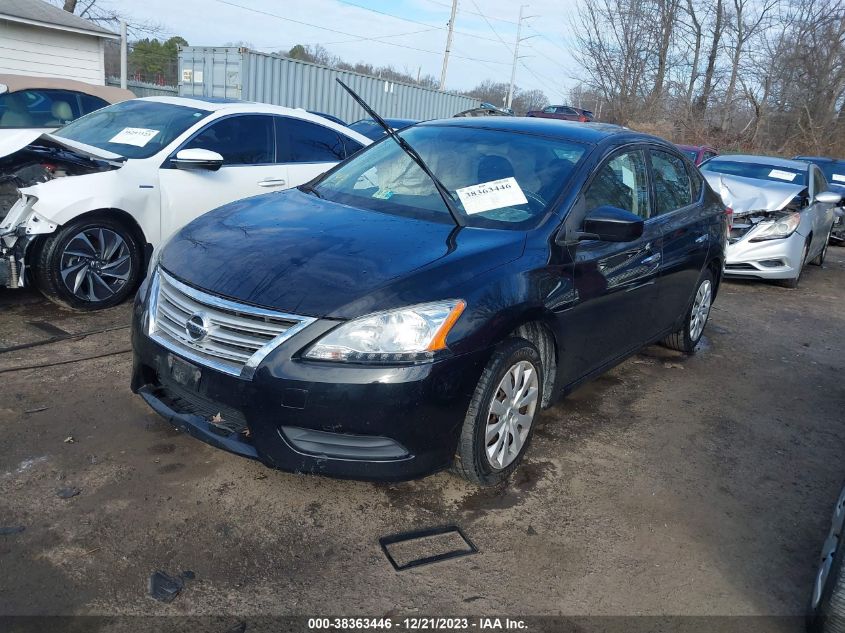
159;189;526;319
703;172;805;216
0;132;124;161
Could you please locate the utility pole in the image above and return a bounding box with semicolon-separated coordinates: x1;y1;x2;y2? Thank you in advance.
507;5;534;109
439;0;458;91
120;20;127;89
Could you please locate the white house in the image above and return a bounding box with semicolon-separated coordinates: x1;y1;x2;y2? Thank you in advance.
0;0;118;85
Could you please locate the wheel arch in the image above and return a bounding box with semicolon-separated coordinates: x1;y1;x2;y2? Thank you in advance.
508;316;558;409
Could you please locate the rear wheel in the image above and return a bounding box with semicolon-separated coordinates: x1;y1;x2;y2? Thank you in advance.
33;215;143;310
452;338;543;487
662;270;714;354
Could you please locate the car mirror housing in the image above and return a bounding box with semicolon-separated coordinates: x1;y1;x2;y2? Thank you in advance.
577;205;645;242
815;191;842;205
172;148;224;171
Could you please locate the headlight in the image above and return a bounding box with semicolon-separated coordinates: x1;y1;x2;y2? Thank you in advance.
304;300;466;363
749;212;801;241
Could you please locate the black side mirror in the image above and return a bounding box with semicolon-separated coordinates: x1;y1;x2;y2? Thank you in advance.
576;205;645;242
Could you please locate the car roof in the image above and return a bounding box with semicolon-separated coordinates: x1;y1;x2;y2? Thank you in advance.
136;96;372;145
708;154;809;170
0;73;134;103
795;155;845;164
419;117;635;144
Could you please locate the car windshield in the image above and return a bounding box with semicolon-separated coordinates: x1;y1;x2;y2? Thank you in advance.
817;162;845;186
681;149;698;161
702;158;806;186
312;124;588;229
53;100;211;159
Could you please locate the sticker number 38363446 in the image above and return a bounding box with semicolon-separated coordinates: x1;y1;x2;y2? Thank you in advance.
456;177;528;214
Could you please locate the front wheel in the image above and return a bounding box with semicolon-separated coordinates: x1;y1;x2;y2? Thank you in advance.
783;240;810;289
452;338;543;486
662;270;714;354
33;215;143;310
812;229;832;266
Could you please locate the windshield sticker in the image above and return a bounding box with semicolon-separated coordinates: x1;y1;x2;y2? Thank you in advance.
768;169;797;182
832;174;845;183
108;127;160;147
456;177;528;214
372;188;394;200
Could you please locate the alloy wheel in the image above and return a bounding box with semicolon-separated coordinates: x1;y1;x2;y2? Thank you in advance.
60;228;132;303
485;360;539;470
688;279;712;341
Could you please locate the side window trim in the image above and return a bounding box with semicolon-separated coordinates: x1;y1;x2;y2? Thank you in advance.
164;113;277;168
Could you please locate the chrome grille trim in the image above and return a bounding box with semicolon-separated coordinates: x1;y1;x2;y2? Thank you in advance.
146;268;317;379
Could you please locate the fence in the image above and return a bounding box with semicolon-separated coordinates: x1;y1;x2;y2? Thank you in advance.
106;78;178;98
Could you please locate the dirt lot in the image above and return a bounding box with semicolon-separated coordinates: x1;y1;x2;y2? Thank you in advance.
1;249;844;629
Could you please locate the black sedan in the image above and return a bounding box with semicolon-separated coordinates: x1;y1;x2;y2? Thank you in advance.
131;118;727;485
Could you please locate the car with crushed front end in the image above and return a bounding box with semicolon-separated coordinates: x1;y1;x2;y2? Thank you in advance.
131;117;728;486
0;96;370;309
700;155;841;288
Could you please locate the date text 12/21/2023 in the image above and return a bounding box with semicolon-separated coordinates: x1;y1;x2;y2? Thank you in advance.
306;617;528;631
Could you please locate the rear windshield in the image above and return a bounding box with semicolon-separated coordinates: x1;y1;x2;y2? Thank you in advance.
818;162;845;186
53;100;211;159
313;124;588;230
702;159;806;186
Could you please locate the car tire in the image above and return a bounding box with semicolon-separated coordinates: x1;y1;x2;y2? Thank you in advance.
807;528;845;632
33;215;143;311
812;230;832;266
661;269;714;354
783;240;810;289
452;338;543;487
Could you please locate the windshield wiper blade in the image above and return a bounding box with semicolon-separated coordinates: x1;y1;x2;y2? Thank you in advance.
299;183;323;198
335;79;465;227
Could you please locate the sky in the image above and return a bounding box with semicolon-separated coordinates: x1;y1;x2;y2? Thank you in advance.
86;0;580;101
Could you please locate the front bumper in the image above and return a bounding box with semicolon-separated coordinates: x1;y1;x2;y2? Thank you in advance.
130;294;489;481
723;231;805;280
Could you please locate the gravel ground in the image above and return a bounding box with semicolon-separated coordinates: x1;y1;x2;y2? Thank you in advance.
1;248;844;629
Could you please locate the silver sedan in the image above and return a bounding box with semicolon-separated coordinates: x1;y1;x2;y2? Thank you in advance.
701;155;841;288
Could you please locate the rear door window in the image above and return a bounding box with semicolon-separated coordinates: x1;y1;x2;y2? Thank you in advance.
277;117;348;163
651;149;693;215
185;115;274;165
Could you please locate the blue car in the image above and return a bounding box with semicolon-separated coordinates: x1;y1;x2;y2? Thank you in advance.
795;156;845;244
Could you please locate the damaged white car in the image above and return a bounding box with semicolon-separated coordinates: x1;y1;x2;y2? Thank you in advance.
0;96;370;309
701;155;841;288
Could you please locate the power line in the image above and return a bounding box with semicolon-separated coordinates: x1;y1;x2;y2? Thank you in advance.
468;0;513;55
335;0;516;46
418;0;520;25
208;0;511;65
253;27;442;51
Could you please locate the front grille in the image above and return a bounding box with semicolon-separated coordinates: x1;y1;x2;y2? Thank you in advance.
148;268;315;379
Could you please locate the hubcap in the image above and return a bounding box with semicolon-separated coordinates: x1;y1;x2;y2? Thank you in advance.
60;228;131;302
485;360;539;470
688;279;712;341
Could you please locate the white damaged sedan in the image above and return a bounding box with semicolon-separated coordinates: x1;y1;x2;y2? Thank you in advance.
701;155;841;288
0;96;369;309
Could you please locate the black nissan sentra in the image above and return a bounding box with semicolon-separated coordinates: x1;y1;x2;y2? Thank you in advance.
131;117;727;485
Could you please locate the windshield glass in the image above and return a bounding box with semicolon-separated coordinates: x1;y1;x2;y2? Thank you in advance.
817;162;845;185
348;119;416;140
702;158;806;186
682;149;698;161
313;124;588;229
53;100;211;159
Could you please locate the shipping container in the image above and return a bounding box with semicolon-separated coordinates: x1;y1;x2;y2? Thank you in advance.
178;47;478;123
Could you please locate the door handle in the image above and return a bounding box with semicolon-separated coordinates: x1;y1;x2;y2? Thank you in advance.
695;234;708;244
258;178;286;187
642;253;661;264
